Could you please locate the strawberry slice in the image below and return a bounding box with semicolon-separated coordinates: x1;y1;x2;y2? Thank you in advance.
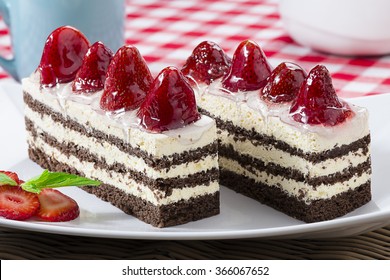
100;45;153;112
36;189;79;222
138;66;200;132
0;186;39;220
222;39;272;92
72;41;113;94
181;41;231;86
289;65;354;126
38;26;90;87
260;62;307;103
0;170;21;185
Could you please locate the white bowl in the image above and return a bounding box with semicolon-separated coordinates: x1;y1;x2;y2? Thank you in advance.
279;0;390;55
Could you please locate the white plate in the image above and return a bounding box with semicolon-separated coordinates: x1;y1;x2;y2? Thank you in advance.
0;80;389;240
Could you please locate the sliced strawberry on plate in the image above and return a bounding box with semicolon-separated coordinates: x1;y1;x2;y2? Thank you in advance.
72;41;113;94
0;186;39;220
38;26;90;87
289;65;354;126
0;170;21;185
222;39;272;92
260;62;307;103
138;66;201;132
181;40;231;85
36;189;80;222
100;45;153;111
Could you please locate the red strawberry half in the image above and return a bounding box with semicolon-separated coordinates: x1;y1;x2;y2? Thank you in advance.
138;66;201;132
36;189;80;222
181;41;231;86
222;39;272;92
0;186;39;220
260;62;307;103
100;45;153;111
72;41;113;94
289;65;354;126
38;26;90;87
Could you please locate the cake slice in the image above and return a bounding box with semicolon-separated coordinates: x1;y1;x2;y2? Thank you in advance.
23;26;219;227
182;40;371;222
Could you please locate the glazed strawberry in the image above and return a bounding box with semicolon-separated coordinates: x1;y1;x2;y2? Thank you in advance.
36;189;80;222
72;41;113;94
181;41;231;85
0;171;21;185
138;66;201;132
289;65;354;126
0;186;39;220
260;62;307;103
38;26;90;87
222;39;272;92
100;45;153;111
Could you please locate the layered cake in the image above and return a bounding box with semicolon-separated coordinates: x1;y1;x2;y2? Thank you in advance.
182;40;371;222
23;26;219;227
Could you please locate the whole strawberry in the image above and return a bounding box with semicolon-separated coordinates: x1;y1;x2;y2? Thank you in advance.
38;26;90;87
260;62;307;103
181;41;231;86
100;45;153;111
222;39;272;92
289;65;354;126
138;66;200;132
72;41;113;94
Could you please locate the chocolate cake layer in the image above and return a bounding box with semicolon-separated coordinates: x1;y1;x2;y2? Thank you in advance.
26;117;218;194
220;169;371;223
199;107;371;163
24;92;218;169
28;146;219;227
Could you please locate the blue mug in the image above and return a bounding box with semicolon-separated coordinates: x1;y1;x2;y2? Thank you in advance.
0;0;125;81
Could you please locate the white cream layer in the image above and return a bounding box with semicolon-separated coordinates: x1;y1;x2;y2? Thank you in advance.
219;157;370;203
25;106;218;179
219;130;370;177
22;76;217;158
26;132;219;206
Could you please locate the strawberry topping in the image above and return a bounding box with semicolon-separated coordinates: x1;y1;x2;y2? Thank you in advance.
181;41;231;86
72;41;113;94
138;66;201;132
222;39;272;92
289;65;354;126
38;26;90;87
260;62;307;103
0;186;39;220
100;45;153;111
36;189;80;222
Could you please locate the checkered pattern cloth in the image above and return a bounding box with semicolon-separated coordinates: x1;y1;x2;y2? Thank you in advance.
1;0;390;98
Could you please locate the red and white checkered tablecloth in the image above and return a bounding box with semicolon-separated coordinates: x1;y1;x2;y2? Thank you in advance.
1;0;390;98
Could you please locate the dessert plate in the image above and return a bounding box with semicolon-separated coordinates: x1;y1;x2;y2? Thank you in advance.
0;80;389;240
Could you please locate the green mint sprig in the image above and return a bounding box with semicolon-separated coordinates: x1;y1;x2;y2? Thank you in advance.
0;170;101;193
0;173;18;186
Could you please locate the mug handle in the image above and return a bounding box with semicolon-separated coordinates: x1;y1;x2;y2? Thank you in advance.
0;0;18;80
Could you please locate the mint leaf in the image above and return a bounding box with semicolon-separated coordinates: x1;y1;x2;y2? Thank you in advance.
21;170;101;193
0;173;18;186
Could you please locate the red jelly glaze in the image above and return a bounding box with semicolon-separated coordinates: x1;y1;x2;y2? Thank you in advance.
181;41;231;85
222;39;272;92
138;66;201;132
100;45;153;111
38;26;90;87
260;62;307;103
72;41;113;94
289;65;354;126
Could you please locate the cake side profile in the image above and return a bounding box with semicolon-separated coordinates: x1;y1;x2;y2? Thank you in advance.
182;40;371;222
23;27;219;227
